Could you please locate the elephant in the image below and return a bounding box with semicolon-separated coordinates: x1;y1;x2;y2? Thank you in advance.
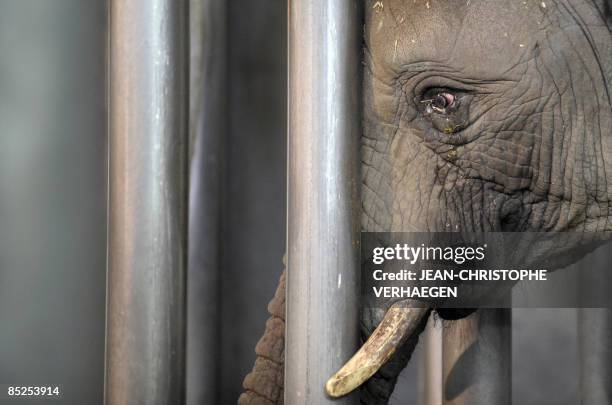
238;0;612;403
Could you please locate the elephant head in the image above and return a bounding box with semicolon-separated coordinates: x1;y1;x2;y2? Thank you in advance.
240;0;612;403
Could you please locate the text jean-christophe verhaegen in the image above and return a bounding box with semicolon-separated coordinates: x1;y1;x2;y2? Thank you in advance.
369;243;548;299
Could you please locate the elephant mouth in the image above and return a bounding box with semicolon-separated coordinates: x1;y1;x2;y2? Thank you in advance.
325;303;429;398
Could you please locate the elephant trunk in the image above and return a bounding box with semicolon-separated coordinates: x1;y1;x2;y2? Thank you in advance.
238;271;286;405
239;270;429;405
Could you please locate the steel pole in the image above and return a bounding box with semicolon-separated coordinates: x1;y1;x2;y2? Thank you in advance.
442;309;512;405
579;249;612;404
419;317;443;405
285;1;362;403
106;1;188;404
186;1;225;404
579;308;612;405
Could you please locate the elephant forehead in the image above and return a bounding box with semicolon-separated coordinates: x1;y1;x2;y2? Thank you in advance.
365;0;546;80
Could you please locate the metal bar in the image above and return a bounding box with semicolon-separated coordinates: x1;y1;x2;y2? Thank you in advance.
442;309;512;405
106;1;188;404
419;317;443;405
579;308;612;405
579;248;612;404
186;1;226;404
285;1;362;404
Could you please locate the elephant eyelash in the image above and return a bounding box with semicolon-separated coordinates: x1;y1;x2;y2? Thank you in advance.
420;92;457;114
417;88;471;135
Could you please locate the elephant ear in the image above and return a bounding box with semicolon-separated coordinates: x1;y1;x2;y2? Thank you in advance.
238;270;286;405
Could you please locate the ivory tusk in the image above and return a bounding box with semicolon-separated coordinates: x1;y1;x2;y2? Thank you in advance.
325;305;428;398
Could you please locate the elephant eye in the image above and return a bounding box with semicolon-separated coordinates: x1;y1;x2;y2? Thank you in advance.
425;92;455;113
418;88;470;135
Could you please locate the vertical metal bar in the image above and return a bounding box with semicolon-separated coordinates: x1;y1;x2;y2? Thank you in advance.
419;317;443;405
106;1;188;404
285;1;362;404
186;1;225;404
579;249;612;404
442;309;512;405
579;308;612;405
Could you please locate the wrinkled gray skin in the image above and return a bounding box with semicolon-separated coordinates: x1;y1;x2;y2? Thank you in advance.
360;0;612;402
241;1;612;404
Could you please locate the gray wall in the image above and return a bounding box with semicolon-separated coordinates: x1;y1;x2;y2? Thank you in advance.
0;1;107;404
